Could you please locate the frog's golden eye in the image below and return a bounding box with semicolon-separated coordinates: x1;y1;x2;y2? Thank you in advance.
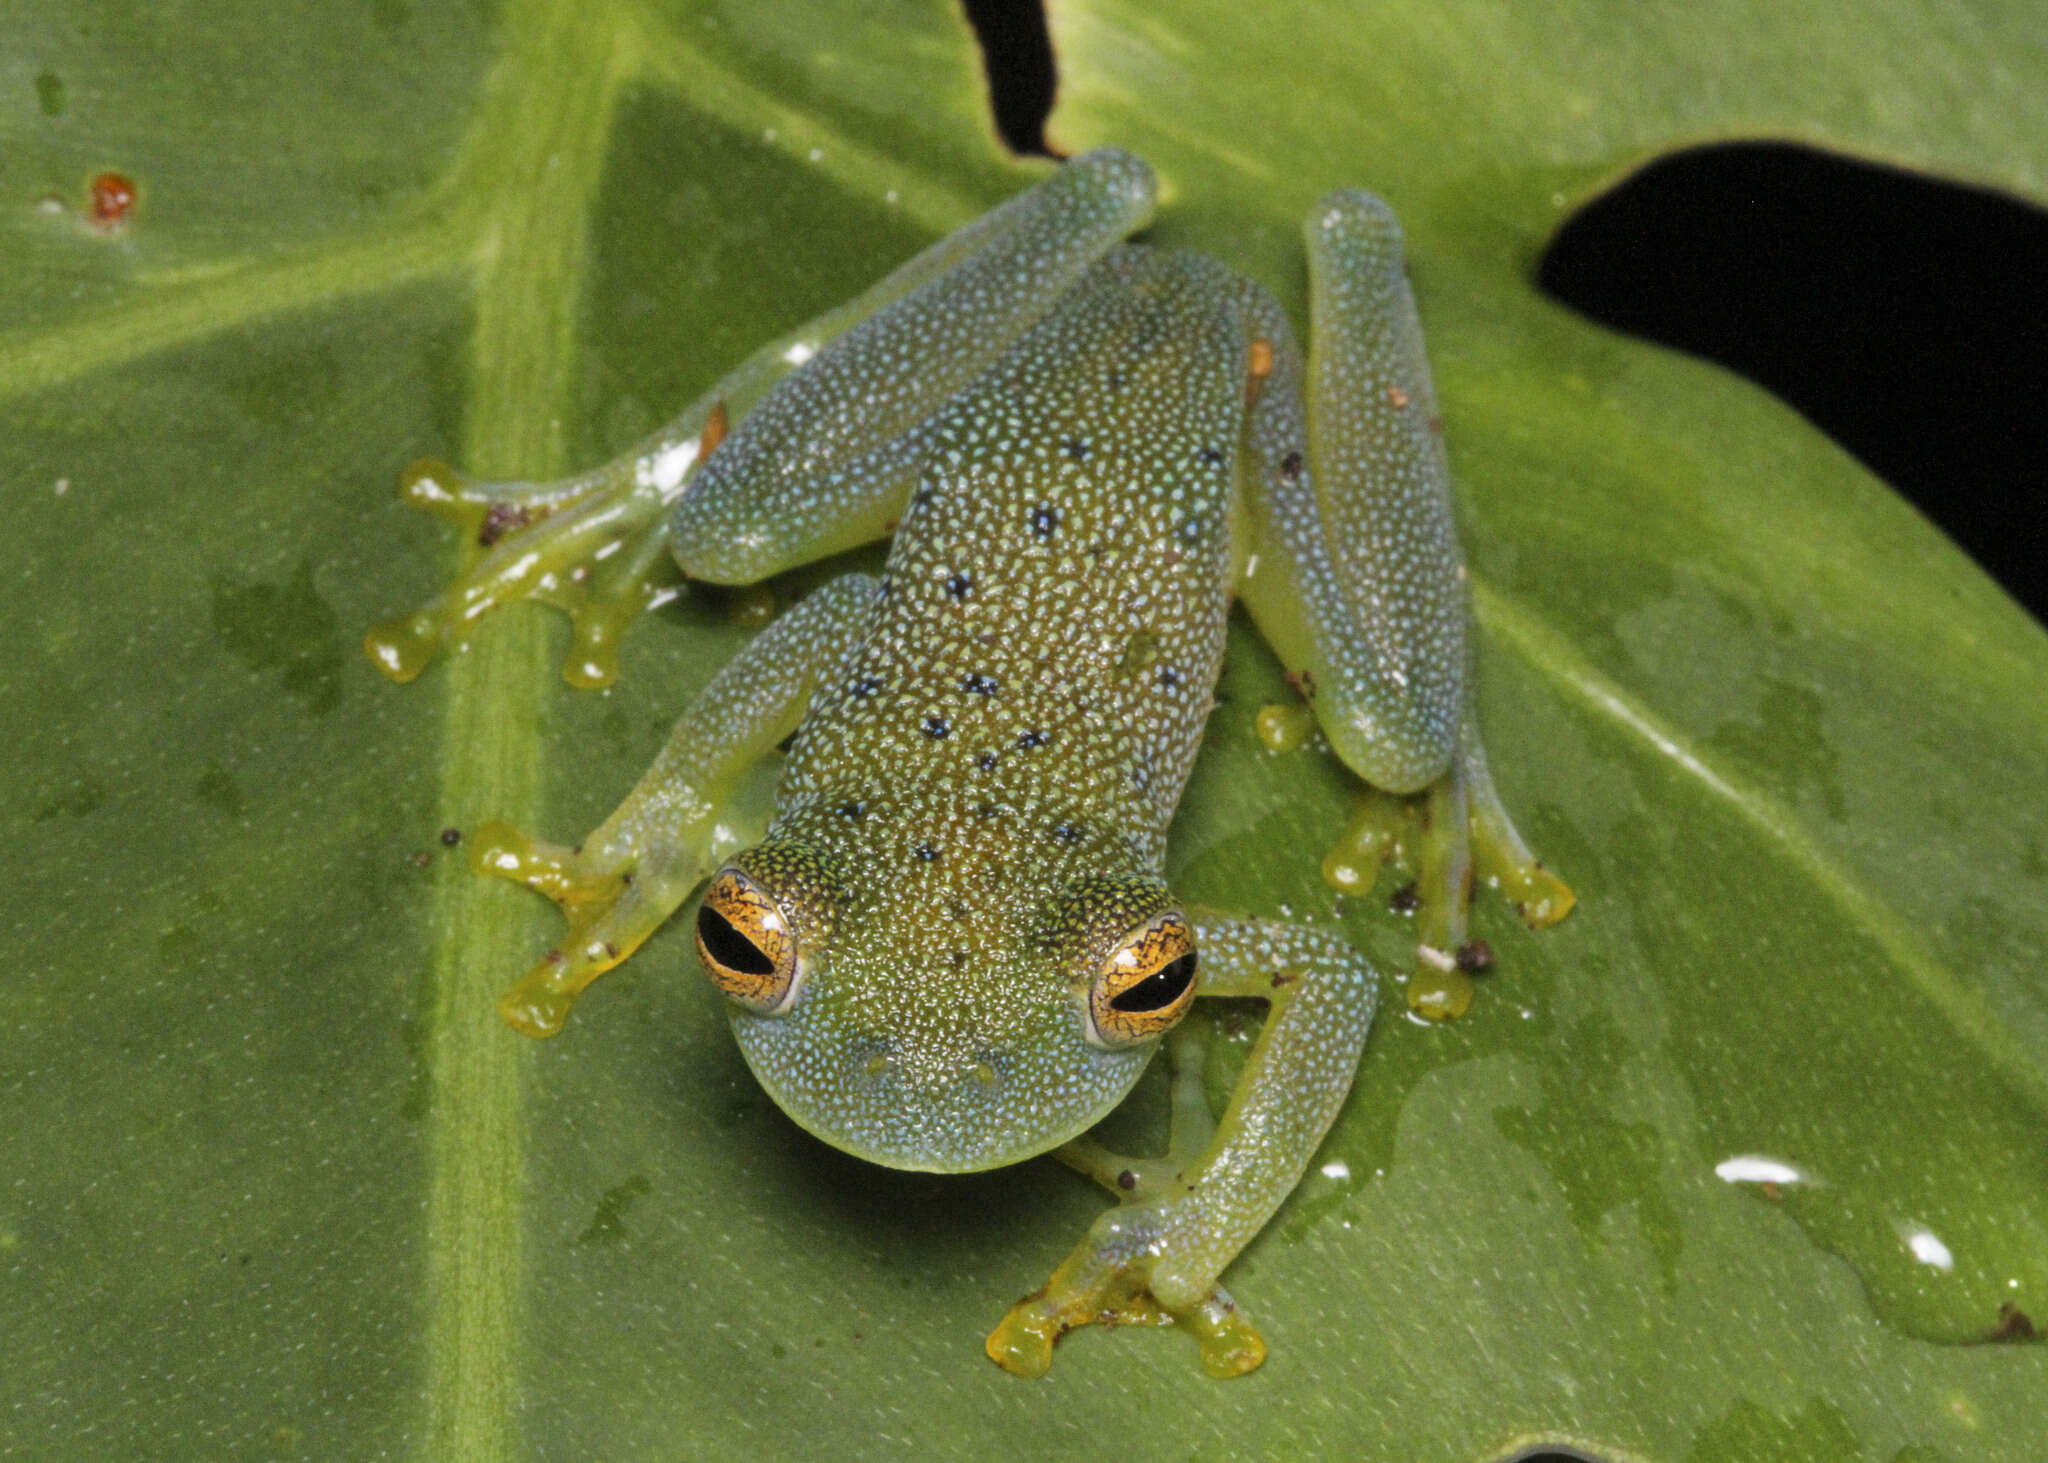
1087;912;1198;1047
696;868;799;1013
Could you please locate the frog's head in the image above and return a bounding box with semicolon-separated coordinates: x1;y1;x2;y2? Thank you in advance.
692;829;1198;1173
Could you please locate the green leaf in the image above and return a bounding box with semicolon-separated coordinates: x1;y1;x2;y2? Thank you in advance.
4;1;2044;1458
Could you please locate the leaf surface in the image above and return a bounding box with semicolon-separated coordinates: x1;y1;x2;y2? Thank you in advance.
3;1;2044;1458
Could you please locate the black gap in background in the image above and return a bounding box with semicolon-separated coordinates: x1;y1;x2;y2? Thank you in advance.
1542;142;2048;621
959;0;1057;156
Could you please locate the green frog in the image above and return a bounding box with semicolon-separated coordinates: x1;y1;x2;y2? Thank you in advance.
367;148;1571;1377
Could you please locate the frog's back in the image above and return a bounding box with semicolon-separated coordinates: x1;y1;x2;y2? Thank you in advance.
782;246;1251;867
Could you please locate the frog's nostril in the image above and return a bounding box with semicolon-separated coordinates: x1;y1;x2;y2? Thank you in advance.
964;1046;1016;1097
851;1038;897;1089
854;1038;1011;1105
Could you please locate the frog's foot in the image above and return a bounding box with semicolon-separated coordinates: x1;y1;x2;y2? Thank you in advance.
364;406;727;690
986;1029;1268;1380
1254;699;1318;755
1321;733;1574;1021
988;1263;1262;1382
471;819;696;1037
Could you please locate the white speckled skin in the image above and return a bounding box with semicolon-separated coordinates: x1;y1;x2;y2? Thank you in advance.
402;150;1561;1370
670;149;1161;584
689;179;1467;1176
728;245;1250;1168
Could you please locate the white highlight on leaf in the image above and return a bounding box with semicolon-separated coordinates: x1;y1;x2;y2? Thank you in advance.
1714;1155;1805;1186
1901;1224;1955;1271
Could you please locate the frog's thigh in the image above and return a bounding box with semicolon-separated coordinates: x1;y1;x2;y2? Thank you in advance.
489;573;877;1035
669;148;1157;586
1231;195;1462;794
1233;201;1573;1015
368;151;1155;686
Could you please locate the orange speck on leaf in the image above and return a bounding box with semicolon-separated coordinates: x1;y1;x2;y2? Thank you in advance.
88;171;137;230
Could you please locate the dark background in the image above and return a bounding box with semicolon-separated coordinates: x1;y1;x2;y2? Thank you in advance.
961;0;2048;624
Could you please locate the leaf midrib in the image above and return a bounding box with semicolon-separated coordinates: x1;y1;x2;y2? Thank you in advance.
415;3;630;1458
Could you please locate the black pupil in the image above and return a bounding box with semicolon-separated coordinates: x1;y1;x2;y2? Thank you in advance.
697;904;775;975
1109;952;1196;1013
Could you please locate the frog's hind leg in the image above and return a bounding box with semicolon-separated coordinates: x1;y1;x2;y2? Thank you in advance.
1322;713;1574;1018
368;148;1159;688
365;402;730;689
664;149;1158;587
1230;192;1571;1019
483;573;875;1036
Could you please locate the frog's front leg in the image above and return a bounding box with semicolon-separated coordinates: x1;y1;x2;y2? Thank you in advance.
987;918;1375;1379
365;148;1156;688
1235;194;1573;1019
483;573;874;1035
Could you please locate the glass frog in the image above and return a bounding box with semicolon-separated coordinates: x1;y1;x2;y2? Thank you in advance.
367;148;1572;1377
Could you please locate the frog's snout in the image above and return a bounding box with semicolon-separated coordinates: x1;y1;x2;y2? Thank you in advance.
851;1034;1008;1102
727;1002;1149;1173
805;1034;1034;1171
830;1033;1024;1162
